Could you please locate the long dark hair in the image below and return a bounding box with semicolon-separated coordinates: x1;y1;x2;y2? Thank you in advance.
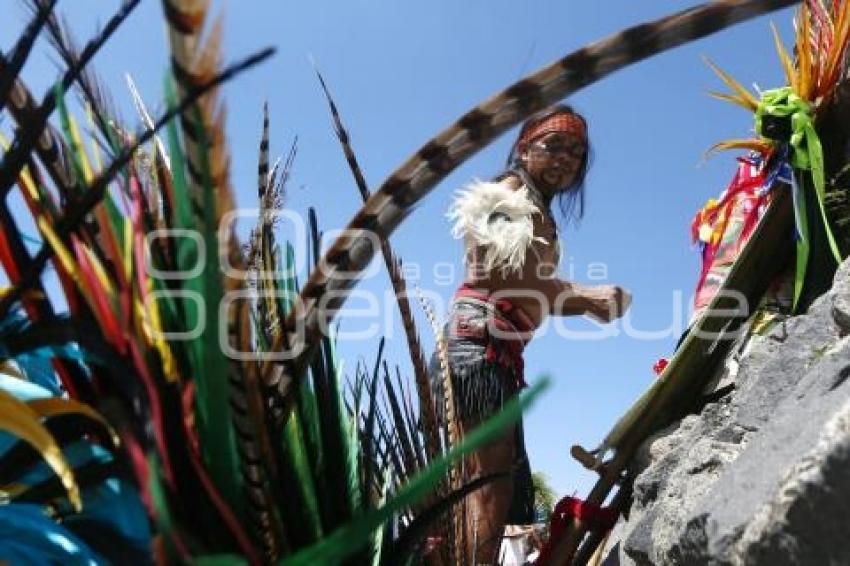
504;104;591;225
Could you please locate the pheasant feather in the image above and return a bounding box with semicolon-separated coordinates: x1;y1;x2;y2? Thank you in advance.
313;67;441;463
263;0;797;419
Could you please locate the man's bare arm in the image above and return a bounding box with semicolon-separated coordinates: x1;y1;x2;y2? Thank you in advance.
547;279;632;321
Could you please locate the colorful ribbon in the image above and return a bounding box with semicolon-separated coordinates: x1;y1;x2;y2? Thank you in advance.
755;86;843;307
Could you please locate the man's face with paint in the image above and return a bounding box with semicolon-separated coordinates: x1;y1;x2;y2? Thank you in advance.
520;131;587;195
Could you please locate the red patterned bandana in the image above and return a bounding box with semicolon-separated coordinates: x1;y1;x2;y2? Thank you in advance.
518;113;587;150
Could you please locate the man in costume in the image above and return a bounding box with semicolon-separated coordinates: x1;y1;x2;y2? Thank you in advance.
432;105;632;563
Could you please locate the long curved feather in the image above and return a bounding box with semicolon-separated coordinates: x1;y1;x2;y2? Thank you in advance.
264;0;797;437
0;412;118;487
26;397;120;447
0;388;81;511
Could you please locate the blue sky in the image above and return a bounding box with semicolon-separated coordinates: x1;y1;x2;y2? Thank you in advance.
2;1;797;499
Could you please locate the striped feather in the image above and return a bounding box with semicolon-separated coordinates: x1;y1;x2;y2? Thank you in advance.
0;47;275;317
264;0;798;419
34;0;123;149
312;67;441;463
161;0;235;226
258;101;270;199
0;0;57;115
1;55;78;201
160;6;259;525
0;0;141;200
417;289;460;565
230;299;286;560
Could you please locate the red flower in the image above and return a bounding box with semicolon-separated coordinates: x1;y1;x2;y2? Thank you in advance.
653;358;669;376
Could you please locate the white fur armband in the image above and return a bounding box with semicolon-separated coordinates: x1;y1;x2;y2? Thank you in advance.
446;179;547;275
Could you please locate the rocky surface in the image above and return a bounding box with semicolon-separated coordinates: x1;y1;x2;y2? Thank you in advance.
604;257;850;565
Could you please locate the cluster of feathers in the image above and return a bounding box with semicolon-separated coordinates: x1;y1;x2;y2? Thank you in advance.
0;0;845;565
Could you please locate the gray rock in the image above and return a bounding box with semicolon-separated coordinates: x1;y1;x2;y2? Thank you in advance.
607;258;850;565
832;258;850;334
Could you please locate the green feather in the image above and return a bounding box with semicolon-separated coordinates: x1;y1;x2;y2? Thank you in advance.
164;75;243;517
164;78;193;232
283;410;324;541
53;84;85;188
280;378;550;565
328;324;361;517
369;471;389;566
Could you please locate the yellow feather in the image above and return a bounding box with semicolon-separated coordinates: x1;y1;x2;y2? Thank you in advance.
80;243;117;301
27;397;120;447
771;22;797;91
797;3;813;100
823;1;850;94
85;104;104;175
0;389;81;511
123;219;133;285
704;138;774;159
37;218;82;288
147;298;179;383
68;115;94;185
708;90;759;111
703;57;758;111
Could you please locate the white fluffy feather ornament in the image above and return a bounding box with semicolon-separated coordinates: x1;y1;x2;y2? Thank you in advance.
447;179;548;276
